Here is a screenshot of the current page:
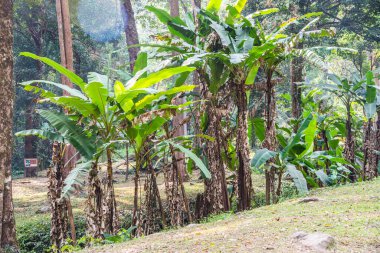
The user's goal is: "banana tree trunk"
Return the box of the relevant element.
[132,149,144,236]
[262,74,278,204]
[49,142,69,249]
[363,119,377,180]
[85,159,103,238]
[375,111,380,178]
[161,125,192,226]
[143,154,166,235]
[202,103,230,216]
[235,77,252,211]
[103,148,119,234]
[344,103,356,182]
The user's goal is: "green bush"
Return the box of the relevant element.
[17,216,87,253]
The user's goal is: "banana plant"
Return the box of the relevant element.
[17,51,204,237]
[251,113,351,203]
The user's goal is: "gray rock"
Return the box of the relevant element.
[36,205,51,214]
[292,231,335,252]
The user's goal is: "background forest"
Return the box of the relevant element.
[0,0,379,252]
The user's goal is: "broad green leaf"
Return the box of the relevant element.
[252,117,265,142]
[130,66,195,90]
[245,61,260,85]
[15,129,64,142]
[365,75,377,118]
[285,164,308,194]
[167,141,211,179]
[133,52,148,75]
[62,161,93,199]
[281,113,314,158]
[251,148,278,169]
[206,0,222,13]
[38,110,95,159]
[299,114,317,157]
[21,80,87,99]
[146,6,194,44]
[135,85,196,111]
[234,0,247,14]
[210,21,232,47]
[22,83,56,99]
[114,80,126,97]
[116,89,151,114]
[84,82,108,114]
[20,52,86,89]
[52,97,98,117]
[141,117,167,138]
[315,169,331,186]
[247,8,279,18]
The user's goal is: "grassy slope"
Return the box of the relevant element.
[81,179,380,253]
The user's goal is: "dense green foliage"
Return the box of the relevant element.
[8,0,380,252]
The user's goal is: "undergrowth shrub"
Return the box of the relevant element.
[18,216,86,253]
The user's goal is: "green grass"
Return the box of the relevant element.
[80,179,380,253]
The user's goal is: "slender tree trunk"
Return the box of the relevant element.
[0,0,18,248]
[125,144,129,181]
[123,0,140,71]
[56,0,77,243]
[262,73,278,204]
[234,71,252,211]
[123,0,138,185]
[24,106,38,177]
[169,0,188,180]
[344,103,356,182]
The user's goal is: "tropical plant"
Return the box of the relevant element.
[251,113,351,202]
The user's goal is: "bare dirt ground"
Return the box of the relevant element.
[80,179,380,253]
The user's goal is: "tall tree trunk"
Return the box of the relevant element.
[344,102,356,182]
[56,0,77,243]
[24,106,37,177]
[169,0,188,180]
[122,0,140,71]
[262,74,278,204]
[234,71,252,211]
[123,0,138,186]
[0,0,18,248]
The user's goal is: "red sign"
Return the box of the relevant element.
[24,158,38,168]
